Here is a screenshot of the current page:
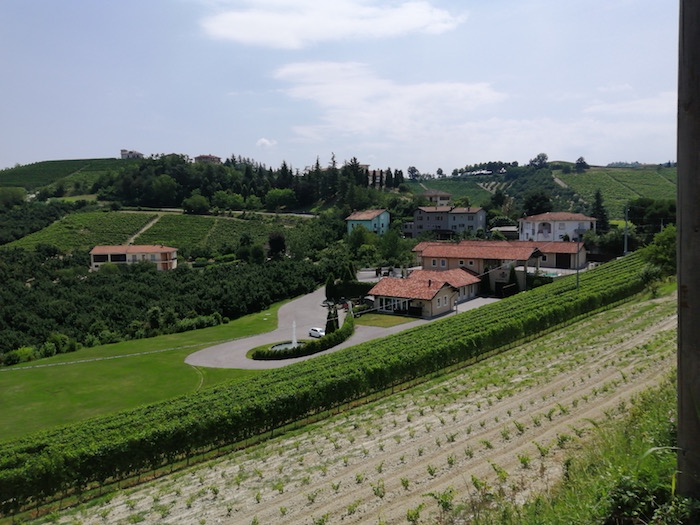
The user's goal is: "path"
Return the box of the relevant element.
[185,288,499,370]
[125,212,162,244]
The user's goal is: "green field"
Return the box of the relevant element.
[0,299,292,440]
[0,158,132,190]
[134,212,304,256]
[558,166,676,219]
[405,179,494,206]
[6,210,157,252]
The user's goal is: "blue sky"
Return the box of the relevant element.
[0,1,678,173]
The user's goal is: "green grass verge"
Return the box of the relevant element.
[0,299,291,440]
[354,312,416,327]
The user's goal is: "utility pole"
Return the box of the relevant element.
[677,0,700,498]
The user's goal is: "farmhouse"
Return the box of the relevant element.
[413,239,588,294]
[368,268,481,318]
[420,189,451,206]
[90,245,178,271]
[345,209,390,236]
[519,212,596,242]
[402,206,487,239]
[194,154,221,164]
[120,149,143,159]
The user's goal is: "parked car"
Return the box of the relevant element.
[309,327,325,338]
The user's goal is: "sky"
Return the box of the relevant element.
[0,1,678,174]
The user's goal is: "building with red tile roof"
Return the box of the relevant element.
[368,268,481,318]
[89,245,178,271]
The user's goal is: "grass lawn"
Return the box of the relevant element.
[0,299,291,441]
[354,312,416,327]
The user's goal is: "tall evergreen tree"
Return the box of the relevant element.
[590,189,610,233]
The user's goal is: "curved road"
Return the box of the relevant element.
[185,288,499,370]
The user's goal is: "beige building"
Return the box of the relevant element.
[90,245,178,271]
[368,268,481,318]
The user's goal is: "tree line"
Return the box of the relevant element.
[0,247,329,364]
[87,153,405,213]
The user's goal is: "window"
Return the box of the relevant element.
[541,255,548,262]
[110,254,126,262]
[559,222,565,230]
[437,297,441,307]
[469,260,474,266]
[151,254,157,261]
[440,259,446,267]
[431,259,437,267]
[93,254,108,263]
[131,255,137,262]
[468,216,474,221]
[459,260,464,266]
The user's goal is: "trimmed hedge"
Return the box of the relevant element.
[252,313,355,360]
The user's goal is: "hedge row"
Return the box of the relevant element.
[0,253,647,516]
[251,313,355,360]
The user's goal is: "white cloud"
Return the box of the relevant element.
[201,0,466,49]
[584,91,676,117]
[274,61,506,143]
[256,137,277,148]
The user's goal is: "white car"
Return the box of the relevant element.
[309,327,325,338]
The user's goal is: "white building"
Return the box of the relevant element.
[519,212,596,242]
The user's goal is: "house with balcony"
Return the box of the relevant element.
[345,209,390,236]
[402,206,487,239]
[90,245,178,271]
[519,212,596,242]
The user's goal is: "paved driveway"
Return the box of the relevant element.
[185,291,498,370]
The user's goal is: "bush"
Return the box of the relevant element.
[252,314,354,360]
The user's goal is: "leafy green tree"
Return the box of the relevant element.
[182,193,210,214]
[522,191,552,216]
[641,224,676,275]
[528,153,549,169]
[0,187,25,210]
[575,156,589,173]
[265,188,297,211]
[268,232,286,258]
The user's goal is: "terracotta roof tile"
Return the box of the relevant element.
[345,209,387,221]
[90,245,177,255]
[520,212,596,222]
[368,278,452,300]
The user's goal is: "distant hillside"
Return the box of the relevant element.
[557,165,676,219]
[0,158,135,192]
[409,164,676,220]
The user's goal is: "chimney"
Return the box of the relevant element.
[428,279,432,287]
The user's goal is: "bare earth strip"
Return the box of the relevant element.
[49,294,677,525]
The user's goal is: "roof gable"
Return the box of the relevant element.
[520,212,596,222]
[345,209,387,221]
[90,245,177,255]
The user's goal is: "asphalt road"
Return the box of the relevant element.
[185,289,499,370]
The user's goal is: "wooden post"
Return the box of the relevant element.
[677,0,700,498]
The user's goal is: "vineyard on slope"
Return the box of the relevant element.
[0,252,648,516]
